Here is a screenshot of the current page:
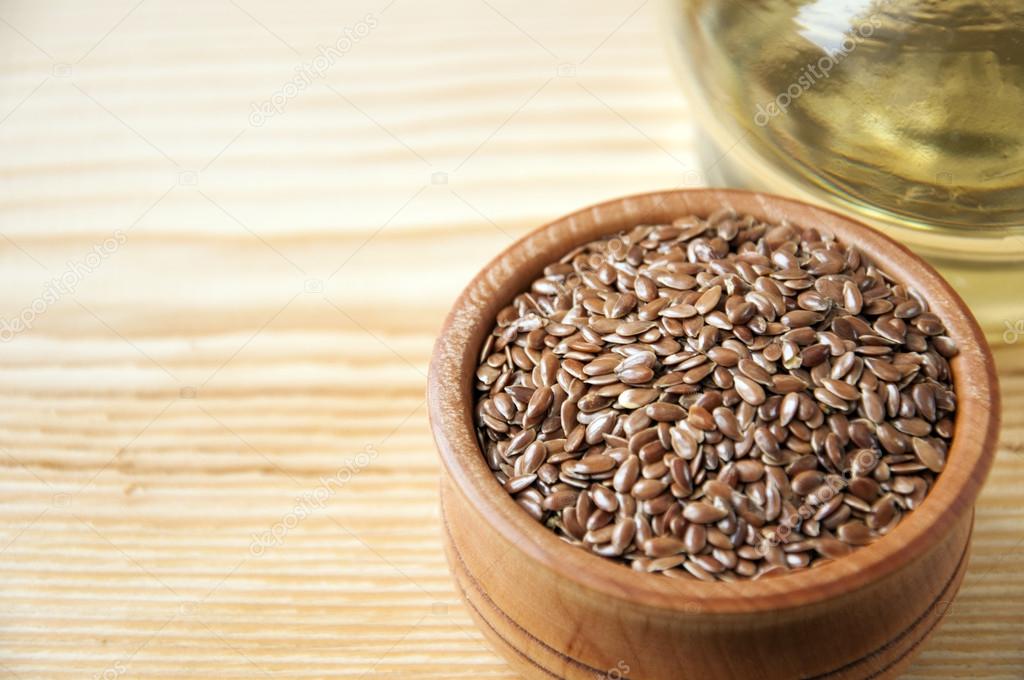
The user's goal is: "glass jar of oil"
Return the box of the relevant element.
[665,0,1024,339]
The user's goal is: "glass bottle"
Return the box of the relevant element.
[665,0,1024,339]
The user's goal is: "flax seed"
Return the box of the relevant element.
[474,210,957,578]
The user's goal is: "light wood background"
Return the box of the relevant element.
[0,1,1020,678]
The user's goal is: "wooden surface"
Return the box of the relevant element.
[0,1,1020,678]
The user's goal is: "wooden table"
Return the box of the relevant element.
[0,1,1020,677]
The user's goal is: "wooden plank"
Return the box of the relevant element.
[0,1,1020,677]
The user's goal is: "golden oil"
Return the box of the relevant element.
[665,0,1024,338]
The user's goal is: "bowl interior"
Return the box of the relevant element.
[429,188,999,614]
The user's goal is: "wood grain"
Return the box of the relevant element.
[0,1,1020,678]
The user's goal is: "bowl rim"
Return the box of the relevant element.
[428,188,1000,614]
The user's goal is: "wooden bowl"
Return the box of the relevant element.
[428,189,1000,680]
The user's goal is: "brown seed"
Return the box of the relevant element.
[613,455,641,493]
[669,427,699,460]
[506,474,536,494]
[772,374,807,394]
[782,310,823,328]
[708,346,740,367]
[646,402,687,422]
[523,386,553,427]
[648,555,688,572]
[583,356,619,376]
[861,389,885,423]
[866,358,902,383]
[687,405,715,430]
[521,441,547,474]
[895,417,932,437]
[814,493,845,521]
[591,484,619,513]
[753,427,779,456]
[870,495,897,528]
[912,437,945,473]
[815,536,852,559]
[695,285,723,314]
[792,470,825,496]
[610,519,636,554]
[843,280,863,314]
[738,359,772,385]
[644,536,686,558]
[702,480,733,501]
[877,423,907,454]
[780,392,800,426]
[712,406,741,439]
[683,560,716,582]
[837,521,873,546]
[734,375,766,405]
[684,523,707,554]
[632,479,668,500]
[683,502,729,524]
[735,459,765,483]
[692,554,726,574]
[800,343,830,367]
[657,273,698,291]
[933,335,958,358]
[542,489,577,511]
[586,507,612,532]
[618,365,655,385]
[663,303,698,319]
[618,388,659,409]
[572,454,616,475]
[634,275,657,301]
[506,428,536,456]
[584,413,615,444]
[537,463,559,485]
[617,320,655,337]
[518,497,544,521]
[912,383,937,422]
[822,378,861,402]
[905,477,929,509]
[683,362,716,384]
